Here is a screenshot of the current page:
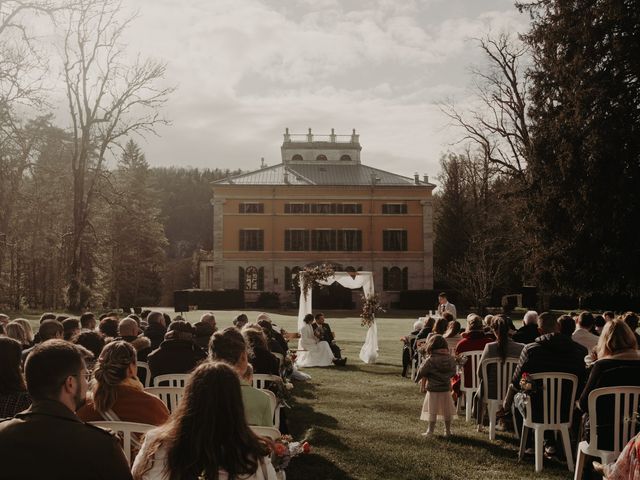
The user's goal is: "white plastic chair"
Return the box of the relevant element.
[136,362,151,388]
[153,373,190,387]
[250,425,281,440]
[261,389,281,428]
[517,372,578,473]
[145,386,184,413]
[89,421,155,465]
[480,358,520,440]
[574,386,640,480]
[459,350,484,422]
[252,374,283,390]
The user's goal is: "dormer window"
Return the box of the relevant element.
[340,154,352,161]
[291,154,303,161]
[316,154,327,161]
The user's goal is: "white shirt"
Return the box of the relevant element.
[439,302,457,320]
[572,328,599,352]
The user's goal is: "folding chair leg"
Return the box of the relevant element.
[573,446,586,480]
[561,425,574,472]
[518,425,529,461]
[488,403,497,441]
[466,392,472,422]
[511,405,520,439]
[534,427,544,473]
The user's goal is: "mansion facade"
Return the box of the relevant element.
[198,129,435,306]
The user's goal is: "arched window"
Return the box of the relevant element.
[340,154,351,161]
[291,154,303,161]
[316,154,327,161]
[241,266,263,291]
[383,266,407,291]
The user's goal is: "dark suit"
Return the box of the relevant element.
[0,399,132,480]
[314,322,341,359]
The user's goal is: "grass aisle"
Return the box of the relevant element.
[282,316,573,480]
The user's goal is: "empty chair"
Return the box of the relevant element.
[480,358,520,440]
[154,373,190,387]
[574,386,640,480]
[137,362,151,388]
[459,350,484,422]
[517,372,578,473]
[89,421,155,466]
[145,387,184,413]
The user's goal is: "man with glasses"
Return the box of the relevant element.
[0,339,132,479]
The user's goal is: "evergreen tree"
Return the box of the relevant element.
[519,0,640,296]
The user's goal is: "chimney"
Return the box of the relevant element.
[423,174,429,183]
[370,173,377,185]
[260,157,266,169]
[414,172,420,185]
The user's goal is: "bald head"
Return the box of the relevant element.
[118,318,139,337]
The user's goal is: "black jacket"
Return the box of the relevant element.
[512,323,541,345]
[0,399,132,480]
[143,323,167,351]
[147,339,207,380]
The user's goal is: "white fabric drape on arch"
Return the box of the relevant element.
[297,271,378,364]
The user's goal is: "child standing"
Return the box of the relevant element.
[416,334,457,436]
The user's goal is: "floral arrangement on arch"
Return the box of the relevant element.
[271,435,311,472]
[360,293,385,327]
[294,264,335,300]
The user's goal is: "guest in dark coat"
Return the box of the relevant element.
[0,337,31,418]
[242,326,279,376]
[143,311,167,351]
[147,321,206,381]
[513,310,541,345]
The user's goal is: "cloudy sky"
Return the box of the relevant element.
[80,0,529,178]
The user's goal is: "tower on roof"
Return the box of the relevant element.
[281,128,362,164]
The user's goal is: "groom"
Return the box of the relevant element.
[314,313,347,366]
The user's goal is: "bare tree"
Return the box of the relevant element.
[61,0,172,310]
[442,33,531,185]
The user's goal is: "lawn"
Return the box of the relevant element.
[21,309,573,479]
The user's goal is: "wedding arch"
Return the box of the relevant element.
[296,267,378,364]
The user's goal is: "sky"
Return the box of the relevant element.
[49,0,530,179]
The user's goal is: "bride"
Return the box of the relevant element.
[296,314,336,367]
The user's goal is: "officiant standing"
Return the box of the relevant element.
[437,292,457,320]
[314,313,347,366]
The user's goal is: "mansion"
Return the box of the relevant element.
[198,129,435,306]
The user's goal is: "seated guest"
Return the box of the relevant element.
[62,318,81,341]
[593,432,640,479]
[21,319,63,362]
[72,330,105,373]
[594,314,606,336]
[443,320,462,353]
[5,321,29,349]
[0,337,31,418]
[0,339,132,478]
[233,313,249,330]
[622,311,640,347]
[557,315,576,337]
[193,321,215,351]
[116,317,152,361]
[313,312,346,365]
[428,315,450,339]
[132,362,277,480]
[99,317,119,340]
[147,321,206,381]
[256,313,289,354]
[401,319,424,377]
[572,311,599,352]
[513,310,540,345]
[80,311,96,331]
[199,312,217,332]
[296,313,338,368]
[416,316,436,341]
[209,327,273,427]
[78,341,169,425]
[39,312,57,324]
[13,319,34,346]
[453,315,494,397]
[242,326,280,375]
[144,311,167,350]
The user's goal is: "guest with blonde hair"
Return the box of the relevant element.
[4,321,29,349]
[13,319,34,346]
[77,340,168,425]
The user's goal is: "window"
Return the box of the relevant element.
[311,203,333,214]
[291,154,303,161]
[239,203,264,213]
[316,154,327,161]
[239,230,264,251]
[338,230,362,251]
[383,230,407,251]
[382,203,407,214]
[383,266,408,291]
[312,229,337,251]
[337,203,362,214]
[240,266,264,291]
[284,266,301,290]
[284,230,309,251]
[284,203,362,214]
[340,154,352,161]
[284,203,307,214]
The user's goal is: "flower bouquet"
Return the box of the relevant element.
[294,264,335,300]
[519,372,537,395]
[271,435,311,472]
[360,293,385,327]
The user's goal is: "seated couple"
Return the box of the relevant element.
[297,313,347,367]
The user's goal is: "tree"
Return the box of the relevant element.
[518,0,640,297]
[60,0,172,310]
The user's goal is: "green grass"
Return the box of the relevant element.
[21,309,571,479]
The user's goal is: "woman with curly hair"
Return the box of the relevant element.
[77,340,168,425]
[132,361,277,480]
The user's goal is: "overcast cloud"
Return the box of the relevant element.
[70,0,529,178]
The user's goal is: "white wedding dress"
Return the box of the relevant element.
[295,323,335,367]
